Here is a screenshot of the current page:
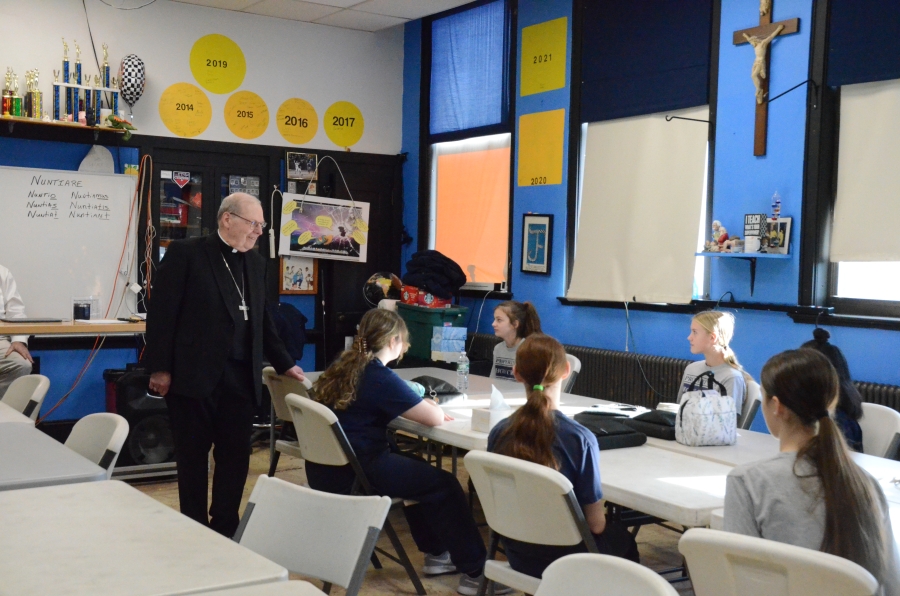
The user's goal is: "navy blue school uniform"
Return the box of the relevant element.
[305,358,486,575]
[488,411,639,578]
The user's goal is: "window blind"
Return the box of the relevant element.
[831,79,900,262]
[430,0,507,135]
[567,106,709,303]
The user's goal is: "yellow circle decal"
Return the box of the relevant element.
[224,91,269,139]
[190,34,246,94]
[324,101,364,147]
[276,98,318,145]
[158,83,212,138]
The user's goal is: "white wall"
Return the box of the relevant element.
[0,0,404,154]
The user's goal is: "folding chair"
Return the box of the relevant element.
[65,412,129,479]
[535,553,678,596]
[262,366,314,476]
[285,393,427,595]
[464,450,600,596]
[679,528,878,596]
[859,402,900,459]
[1,374,49,421]
[235,475,391,596]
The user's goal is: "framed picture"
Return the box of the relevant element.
[286,152,317,181]
[280,256,318,295]
[761,217,792,255]
[521,213,553,275]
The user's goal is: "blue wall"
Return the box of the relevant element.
[400,0,900,432]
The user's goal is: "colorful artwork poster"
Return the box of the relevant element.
[278,193,369,263]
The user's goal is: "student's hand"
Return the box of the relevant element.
[443,412,454,422]
[6,341,33,363]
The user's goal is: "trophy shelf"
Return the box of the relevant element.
[0,114,127,141]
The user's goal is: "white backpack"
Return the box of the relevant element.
[675,371,737,447]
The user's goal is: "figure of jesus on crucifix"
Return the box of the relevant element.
[733,0,799,156]
[743,24,784,104]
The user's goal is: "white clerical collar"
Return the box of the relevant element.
[217,230,238,253]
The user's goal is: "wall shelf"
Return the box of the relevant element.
[696,251,791,295]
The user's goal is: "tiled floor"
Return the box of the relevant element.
[133,445,695,595]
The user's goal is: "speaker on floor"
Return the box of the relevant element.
[115,371,175,466]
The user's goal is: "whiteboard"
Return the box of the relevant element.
[0,166,138,320]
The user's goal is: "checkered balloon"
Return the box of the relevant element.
[118,54,146,109]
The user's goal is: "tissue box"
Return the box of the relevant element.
[471,408,514,433]
[431,325,466,354]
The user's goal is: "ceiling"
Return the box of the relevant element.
[170,0,476,32]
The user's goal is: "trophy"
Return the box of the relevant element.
[62,38,72,118]
[2,68,11,117]
[101,43,110,89]
[84,76,93,126]
[53,70,62,121]
[32,70,43,120]
[110,76,119,117]
[11,72,21,117]
[74,40,82,115]
[93,75,102,125]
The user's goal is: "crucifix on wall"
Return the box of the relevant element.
[733,0,799,156]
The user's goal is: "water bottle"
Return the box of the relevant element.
[456,350,470,392]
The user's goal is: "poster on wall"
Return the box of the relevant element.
[278,192,369,263]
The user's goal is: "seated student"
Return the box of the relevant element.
[801,328,864,452]
[490,300,542,380]
[725,349,899,594]
[678,310,751,415]
[305,309,506,596]
[488,334,639,578]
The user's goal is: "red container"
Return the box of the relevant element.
[417,292,451,308]
[401,285,419,305]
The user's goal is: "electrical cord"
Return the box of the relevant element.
[623,301,673,402]
[466,290,497,353]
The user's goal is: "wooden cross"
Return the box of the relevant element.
[733,0,799,156]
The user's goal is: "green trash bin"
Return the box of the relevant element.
[397,303,469,361]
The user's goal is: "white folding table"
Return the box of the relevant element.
[0,400,33,425]
[0,423,106,490]
[192,581,323,595]
[0,480,288,596]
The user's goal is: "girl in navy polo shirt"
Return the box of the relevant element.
[488,333,639,578]
[307,309,499,595]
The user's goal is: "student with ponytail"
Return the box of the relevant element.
[490,300,542,380]
[679,310,752,414]
[487,334,639,578]
[801,328,864,452]
[725,349,899,594]
[308,309,502,596]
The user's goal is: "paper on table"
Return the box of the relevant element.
[489,385,510,410]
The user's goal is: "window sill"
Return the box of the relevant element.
[787,312,900,331]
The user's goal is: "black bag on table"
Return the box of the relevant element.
[410,375,464,405]
[573,411,647,450]
[621,410,677,441]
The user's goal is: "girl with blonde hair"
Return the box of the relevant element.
[678,310,753,414]
[725,349,899,594]
[307,309,499,595]
[488,334,639,578]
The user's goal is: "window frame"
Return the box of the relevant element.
[802,0,900,319]
[565,0,721,299]
[417,0,518,296]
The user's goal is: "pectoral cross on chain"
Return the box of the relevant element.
[239,302,249,321]
[733,0,800,156]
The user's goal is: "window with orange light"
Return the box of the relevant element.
[429,134,511,287]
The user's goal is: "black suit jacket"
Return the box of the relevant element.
[145,234,295,404]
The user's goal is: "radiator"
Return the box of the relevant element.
[855,382,900,412]
[564,346,691,409]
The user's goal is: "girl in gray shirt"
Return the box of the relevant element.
[724,349,899,595]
